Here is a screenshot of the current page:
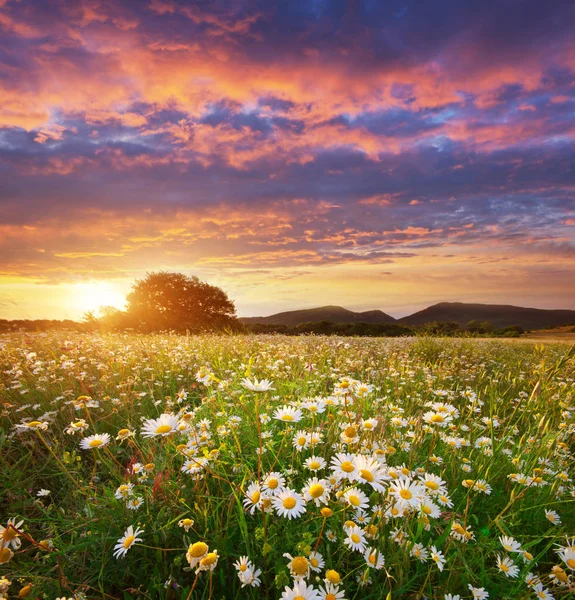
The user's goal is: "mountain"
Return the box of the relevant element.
[240,305,396,326]
[399,302,575,329]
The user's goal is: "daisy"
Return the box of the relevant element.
[280,580,321,600]
[273,406,303,423]
[411,543,429,562]
[178,518,194,532]
[499,536,522,553]
[308,551,324,572]
[241,378,274,392]
[15,420,48,432]
[234,555,253,574]
[238,566,262,588]
[532,584,554,600]
[126,497,143,510]
[330,453,359,482]
[318,582,346,600]
[293,430,310,451]
[79,433,111,450]
[342,488,370,510]
[302,478,330,506]
[36,489,51,497]
[344,525,367,552]
[284,553,310,580]
[273,489,306,519]
[114,483,134,499]
[262,472,286,495]
[468,585,489,599]
[420,498,441,519]
[388,478,425,510]
[354,455,387,491]
[545,510,561,525]
[364,547,385,569]
[113,525,143,559]
[186,541,208,568]
[140,414,178,438]
[557,546,575,570]
[305,456,327,472]
[430,546,446,571]
[419,473,447,495]
[243,483,263,515]
[0,518,24,550]
[196,550,219,573]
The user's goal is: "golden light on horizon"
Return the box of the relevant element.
[72,282,127,315]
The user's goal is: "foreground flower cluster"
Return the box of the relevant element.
[0,333,574,599]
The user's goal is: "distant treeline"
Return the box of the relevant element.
[0,317,529,338]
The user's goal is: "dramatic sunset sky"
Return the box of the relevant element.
[1,0,575,320]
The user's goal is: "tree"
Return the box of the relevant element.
[126,272,237,332]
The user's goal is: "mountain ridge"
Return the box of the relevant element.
[240,302,575,330]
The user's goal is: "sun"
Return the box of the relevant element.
[73,282,127,315]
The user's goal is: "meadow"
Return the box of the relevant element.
[0,333,574,600]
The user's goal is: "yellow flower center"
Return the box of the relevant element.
[326,595,337,600]
[310,557,319,567]
[0,547,13,564]
[123,535,135,549]
[200,552,217,567]
[360,469,374,482]
[453,524,465,534]
[399,489,412,500]
[364,422,373,429]
[2,528,17,541]
[188,542,208,558]
[366,525,377,536]
[344,426,357,438]
[251,491,261,503]
[267,478,278,489]
[291,556,309,575]
[368,554,376,564]
[351,533,361,543]
[340,461,355,473]
[422,505,432,515]
[283,497,296,509]
[155,424,172,434]
[89,439,103,448]
[500,563,509,572]
[281,415,294,421]
[321,507,333,518]
[182,519,193,527]
[388,470,398,479]
[27,421,42,427]
[431,414,444,423]
[118,428,129,436]
[348,494,361,507]
[326,570,340,584]
[391,506,399,516]
[294,597,305,600]
[297,437,306,446]
[425,481,439,490]
[309,484,324,499]
[567,558,575,569]
[401,467,410,475]
[240,564,247,571]
[309,461,321,470]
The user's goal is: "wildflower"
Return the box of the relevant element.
[344,525,367,552]
[178,518,194,532]
[0,546,14,565]
[65,419,89,435]
[302,478,330,506]
[354,455,387,491]
[113,525,144,559]
[308,551,324,572]
[36,489,51,497]
[280,580,321,600]
[499,536,522,553]
[330,453,358,482]
[284,554,310,580]
[497,555,519,578]
[430,546,446,571]
[532,583,554,599]
[15,420,49,432]
[318,582,346,599]
[325,570,341,584]
[116,428,135,441]
[545,510,561,525]
[273,406,303,423]
[305,456,327,471]
[411,543,429,562]
[468,585,489,599]
[273,489,307,519]
[243,483,263,514]
[0,518,24,550]
[114,483,134,499]
[196,550,219,573]
[186,542,208,568]
[364,547,385,569]
[126,497,143,510]
[240,377,274,392]
[238,565,262,588]
[79,433,111,450]
[450,522,475,543]
[293,430,310,451]
[140,414,178,438]
[556,544,575,570]
[419,473,447,495]
[444,595,461,600]
[388,478,425,510]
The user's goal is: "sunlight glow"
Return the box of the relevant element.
[72,282,127,315]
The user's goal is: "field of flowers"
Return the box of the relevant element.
[0,333,574,600]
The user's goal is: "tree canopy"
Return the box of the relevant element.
[126,272,237,332]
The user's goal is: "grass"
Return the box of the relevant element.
[0,333,574,599]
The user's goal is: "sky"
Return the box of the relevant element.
[1,0,575,320]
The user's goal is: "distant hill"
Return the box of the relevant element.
[240,305,396,326]
[399,302,575,329]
